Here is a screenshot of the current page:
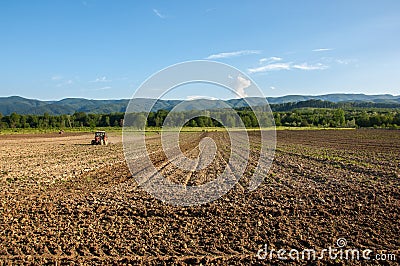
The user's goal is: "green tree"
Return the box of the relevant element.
[300,119,309,127]
[196,117,205,127]
[394,113,400,125]
[345,118,356,128]
[224,115,236,128]
[188,119,197,127]
[73,112,88,127]
[241,116,252,128]
[104,116,111,127]
[357,112,370,127]
[334,109,345,127]
[133,113,147,129]
[9,113,21,128]
[274,113,282,127]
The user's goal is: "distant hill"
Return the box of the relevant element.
[0,94,399,115]
[266,94,400,104]
[0,96,49,115]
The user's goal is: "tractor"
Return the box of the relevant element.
[91,131,108,145]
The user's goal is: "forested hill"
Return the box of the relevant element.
[268,99,400,111]
[0,94,399,115]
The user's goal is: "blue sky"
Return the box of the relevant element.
[0,0,399,100]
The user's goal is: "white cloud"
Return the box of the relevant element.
[248,62,327,73]
[292,63,328,70]
[186,95,218,101]
[206,50,261,60]
[153,9,166,19]
[259,58,268,64]
[90,76,111,83]
[235,76,251,98]
[312,48,333,52]
[259,56,282,64]
[270,86,276,90]
[248,63,292,73]
[270,56,282,61]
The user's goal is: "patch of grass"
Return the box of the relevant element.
[1,126,360,135]
[274,126,356,131]
[143,127,227,132]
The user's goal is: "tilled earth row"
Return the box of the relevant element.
[0,130,399,265]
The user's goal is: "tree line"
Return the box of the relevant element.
[274,108,400,128]
[0,112,124,129]
[1,107,400,130]
[269,99,400,111]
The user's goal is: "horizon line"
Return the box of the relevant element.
[1,92,399,102]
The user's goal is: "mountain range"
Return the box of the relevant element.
[0,94,399,115]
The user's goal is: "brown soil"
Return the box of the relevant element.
[0,130,399,265]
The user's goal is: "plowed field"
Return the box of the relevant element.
[0,130,399,265]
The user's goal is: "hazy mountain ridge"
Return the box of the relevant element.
[0,94,399,115]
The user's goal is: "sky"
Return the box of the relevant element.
[0,0,399,100]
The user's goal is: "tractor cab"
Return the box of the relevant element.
[91,131,108,145]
